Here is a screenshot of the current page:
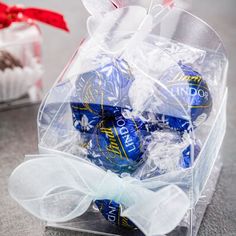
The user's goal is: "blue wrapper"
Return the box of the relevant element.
[156,63,213,132]
[88,112,150,174]
[71,103,102,133]
[181,143,201,168]
[178,64,212,121]
[137,129,201,180]
[71,58,134,134]
[95,200,136,229]
[154,114,191,133]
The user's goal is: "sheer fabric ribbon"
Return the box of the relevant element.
[9,154,190,235]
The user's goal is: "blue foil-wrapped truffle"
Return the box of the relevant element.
[95,199,136,229]
[71,58,134,134]
[156,63,212,132]
[88,112,150,174]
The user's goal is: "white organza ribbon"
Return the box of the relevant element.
[81,0,116,16]
[9,154,190,236]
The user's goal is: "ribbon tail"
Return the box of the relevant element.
[23,8,69,32]
[121,185,190,236]
[8,156,96,222]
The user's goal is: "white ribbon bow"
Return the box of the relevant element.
[9,154,190,236]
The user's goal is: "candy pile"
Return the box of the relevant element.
[70,55,212,228]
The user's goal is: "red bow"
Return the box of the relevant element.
[0,2,69,31]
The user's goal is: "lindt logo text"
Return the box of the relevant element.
[107,205,117,223]
[170,86,209,101]
[100,111,137,158]
[115,116,136,153]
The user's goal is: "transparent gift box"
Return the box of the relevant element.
[0,22,43,106]
[9,1,228,236]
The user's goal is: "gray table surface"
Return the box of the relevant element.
[1,0,236,236]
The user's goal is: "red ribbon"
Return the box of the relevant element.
[0,2,69,31]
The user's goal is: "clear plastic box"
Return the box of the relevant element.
[38,4,228,235]
[9,2,228,236]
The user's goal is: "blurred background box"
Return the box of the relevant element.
[0,22,43,110]
[0,1,70,111]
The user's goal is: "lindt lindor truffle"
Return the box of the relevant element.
[71,58,134,134]
[95,199,136,229]
[88,111,150,174]
[155,63,212,132]
[133,130,201,179]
